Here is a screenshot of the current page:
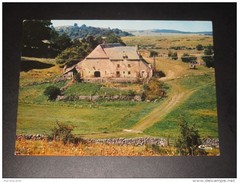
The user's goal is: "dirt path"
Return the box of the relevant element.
[128,81,195,132]
[83,79,196,139]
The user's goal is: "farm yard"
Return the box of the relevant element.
[16,33,219,156]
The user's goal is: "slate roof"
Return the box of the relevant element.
[86,43,140,60]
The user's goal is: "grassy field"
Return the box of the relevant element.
[17,102,158,136]
[145,74,218,138]
[17,35,218,143]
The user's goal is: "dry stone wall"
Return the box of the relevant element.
[16,135,219,148]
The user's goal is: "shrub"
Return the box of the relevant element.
[196,44,204,51]
[181,54,197,63]
[50,121,75,144]
[149,50,158,57]
[143,77,166,101]
[175,119,207,156]
[168,51,178,60]
[202,55,214,68]
[44,85,61,101]
[204,45,214,56]
[168,50,173,57]
[171,52,178,60]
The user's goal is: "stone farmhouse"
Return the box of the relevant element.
[63,43,153,82]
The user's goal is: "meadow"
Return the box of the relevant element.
[16,34,218,155]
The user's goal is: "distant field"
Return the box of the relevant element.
[122,35,213,63]
[16,34,218,141]
[122,35,213,49]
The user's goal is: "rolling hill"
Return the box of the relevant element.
[127,29,212,36]
[54,24,134,39]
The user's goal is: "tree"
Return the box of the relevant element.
[22,20,52,57]
[176,119,206,156]
[44,85,61,101]
[202,56,214,68]
[55,36,103,66]
[204,45,214,55]
[50,28,72,53]
[104,33,126,45]
[202,45,214,68]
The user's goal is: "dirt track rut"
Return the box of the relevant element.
[129,82,195,132]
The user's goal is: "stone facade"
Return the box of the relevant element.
[75,43,153,82]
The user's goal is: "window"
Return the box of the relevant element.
[123,71,125,74]
[117,64,120,68]
[116,71,120,77]
[128,64,131,67]
[128,71,131,75]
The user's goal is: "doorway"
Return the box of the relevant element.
[94,71,101,77]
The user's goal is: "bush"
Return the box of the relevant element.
[181,54,197,63]
[196,44,204,51]
[143,77,166,101]
[171,52,178,60]
[149,50,158,57]
[44,85,61,101]
[168,51,178,60]
[204,45,214,56]
[202,55,214,68]
[175,119,207,156]
[50,121,75,144]
[168,50,173,57]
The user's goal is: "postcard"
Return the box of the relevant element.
[15,20,219,156]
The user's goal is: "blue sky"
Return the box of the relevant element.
[51,20,212,32]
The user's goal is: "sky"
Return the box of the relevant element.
[51,20,212,32]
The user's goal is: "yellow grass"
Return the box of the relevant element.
[15,139,178,156]
[15,139,219,156]
[20,57,62,86]
[122,35,213,49]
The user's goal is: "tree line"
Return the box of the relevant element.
[22,20,126,66]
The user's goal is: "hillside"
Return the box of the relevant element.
[55,24,133,39]
[127,29,212,36]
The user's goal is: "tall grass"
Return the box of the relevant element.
[15,139,177,156]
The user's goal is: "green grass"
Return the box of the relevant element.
[63,82,131,96]
[16,101,158,136]
[17,34,217,141]
[18,82,66,104]
[144,76,218,138]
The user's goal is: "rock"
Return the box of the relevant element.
[134,95,142,101]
